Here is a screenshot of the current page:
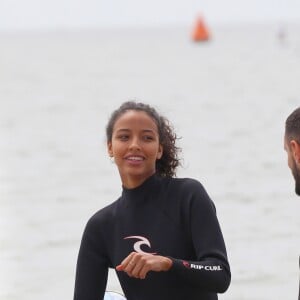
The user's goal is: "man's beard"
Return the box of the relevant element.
[291,158,300,195]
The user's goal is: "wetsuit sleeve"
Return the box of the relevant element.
[169,181,231,293]
[73,215,109,300]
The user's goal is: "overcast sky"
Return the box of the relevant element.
[0,0,300,31]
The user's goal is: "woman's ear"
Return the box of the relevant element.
[157,144,163,159]
[107,141,113,157]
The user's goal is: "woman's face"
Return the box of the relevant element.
[107,110,163,188]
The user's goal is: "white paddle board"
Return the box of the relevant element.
[104,291,126,300]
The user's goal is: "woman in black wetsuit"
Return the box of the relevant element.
[73,101,231,300]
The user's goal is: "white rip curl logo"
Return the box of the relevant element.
[124,235,156,254]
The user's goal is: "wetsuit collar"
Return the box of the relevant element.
[121,174,161,204]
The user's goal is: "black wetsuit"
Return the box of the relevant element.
[74,175,231,300]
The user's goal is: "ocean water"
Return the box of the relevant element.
[1,23,300,300]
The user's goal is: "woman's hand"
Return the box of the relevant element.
[116,252,173,279]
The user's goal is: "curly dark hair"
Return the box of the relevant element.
[106,101,181,177]
[285,106,300,143]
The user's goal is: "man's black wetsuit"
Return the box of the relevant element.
[74,175,231,300]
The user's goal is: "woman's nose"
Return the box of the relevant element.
[129,137,141,150]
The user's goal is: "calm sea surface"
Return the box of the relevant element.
[1,23,300,300]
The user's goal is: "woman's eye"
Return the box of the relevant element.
[118,135,129,140]
[143,135,154,141]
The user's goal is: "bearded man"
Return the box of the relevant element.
[284,107,300,300]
